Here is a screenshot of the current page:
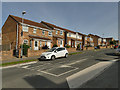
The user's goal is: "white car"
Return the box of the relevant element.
[40,47,69,60]
[116,45,120,54]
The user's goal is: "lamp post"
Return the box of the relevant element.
[21,11,26,58]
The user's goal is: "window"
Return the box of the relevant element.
[30,40,32,47]
[45,42,46,45]
[56,30,58,34]
[69,41,71,45]
[35,41,38,47]
[40,41,42,47]
[56,48,65,51]
[60,30,63,35]
[79,35,82,39]
[24,39,28,44]
[22,26,28,32]
[69,33,71,37]
[48,31,52,36]
[42,30,45,35]
[33,28,37,33]
[90,37,93,41]
[60,40,62,45]
[85,37,87,40]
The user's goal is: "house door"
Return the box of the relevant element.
[34,41,38,50]
[60,40,63,47]
[47,41,51,49]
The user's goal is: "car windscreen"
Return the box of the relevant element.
[46,48,56,52]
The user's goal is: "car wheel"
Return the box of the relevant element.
[51,55,55,60]
[65,53,68,58]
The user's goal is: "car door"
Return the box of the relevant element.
[55,48,63,57]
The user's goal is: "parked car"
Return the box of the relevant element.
[40,47,69,60]
[116,45,120,54]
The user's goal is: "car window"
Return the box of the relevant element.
[56,48,65,51]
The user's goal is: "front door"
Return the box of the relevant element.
[34,41,38,50]
[60,40,63,47]
[47,41,51,49]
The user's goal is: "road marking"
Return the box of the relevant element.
[40,67,79,77]
[0,61,38,69]
[65,58,87,66]
[66,59,119,88]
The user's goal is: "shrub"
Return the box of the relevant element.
[66,45,70,48]
[52,44,58,47]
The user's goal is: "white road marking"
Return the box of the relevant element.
[40,67,79,77]
[0,61,38,69]
[66,59,119,88]
[65,58,87,66]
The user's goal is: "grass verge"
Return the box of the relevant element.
[0,59,38,67]
[69,52,82,55]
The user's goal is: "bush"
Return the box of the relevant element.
[77,44,80,49]
[52,44,58,48]
[42,45,49,49]
[66,45,70,48]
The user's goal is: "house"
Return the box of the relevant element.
[41,21,65,47]
[41,21,84,49]
[2,15,54,57]
[87,34,94,47]
[105,37,114,46]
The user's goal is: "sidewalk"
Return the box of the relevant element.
[1,50,83,64]
[1,48,108,64]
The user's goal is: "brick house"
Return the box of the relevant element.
[41,21,65,47]
[41,21,84,49]
[2,15,54,57]
[105,37,114,46]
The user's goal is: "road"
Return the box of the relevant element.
[2,48,119,89]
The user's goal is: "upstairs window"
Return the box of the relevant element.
[22,26,28,32]
[69,33,71,37]
[33,28,37,33]
[60,30,63,35]
[48,31,52,36]
[56,30,58,34]
[42,30,45,35]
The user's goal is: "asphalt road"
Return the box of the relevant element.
[2,48,119,89]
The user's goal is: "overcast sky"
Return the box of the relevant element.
[2,2,118,39]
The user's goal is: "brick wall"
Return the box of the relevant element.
[83,47,94,50]
[2,16,17,50]
[1,49,14,60]
[66,48,76,53]
[27,49,47,57]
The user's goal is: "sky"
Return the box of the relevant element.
[2,2,118,39]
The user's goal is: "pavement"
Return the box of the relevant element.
[1,48,119,89]
[1,50,83,64]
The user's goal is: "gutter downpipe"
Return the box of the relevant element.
[16,23,18,57]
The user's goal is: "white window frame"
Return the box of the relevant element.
[40,41,42,47]
[69,33,71,37]
[22,26,28,32]
[60,30,63,35]
[33,28,37,33]
[56,30,58,34]
[69,40,71,45]
[48,31,52,36]
[24,39,28,45]
[42,30,45,35]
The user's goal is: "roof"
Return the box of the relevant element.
[29,35,51,40]
[41,21,76,34]
[9,15,49,29]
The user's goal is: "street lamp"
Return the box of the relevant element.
[21,11,26,58]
